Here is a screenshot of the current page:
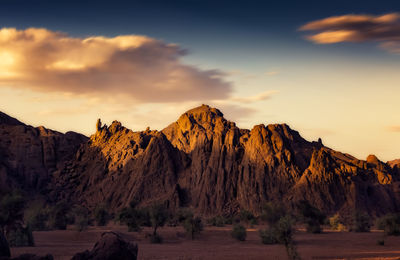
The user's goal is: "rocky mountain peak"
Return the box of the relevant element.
[175,104,227,131]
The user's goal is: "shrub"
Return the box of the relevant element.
[231,224,246,241]
[275,215,295,245]
[26,209,48,231]
[376,214,400,236]
[208,215,227,227]
[0,191,25,234]
[259,215,300,260]
[116,201,152,232]
[7,226,34,247]
[239,209,256,225]
[183,216,203,239]
[259,228,277,244]
[329,214,346,231]
[74,206,89,232]
[48,201,69,230]
[350,211,370,232]
[377,239,385,246]
[297,200,325,233]
[94,205,110,226]
[261,202,286,226]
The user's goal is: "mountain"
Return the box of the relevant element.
[50,105,400,217]
[0,111,88,192]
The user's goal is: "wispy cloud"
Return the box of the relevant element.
[387,125,400,132]
[299,13,400,53]
[0,27,232,103]
[230,90,278,104]
[265,71,280,76]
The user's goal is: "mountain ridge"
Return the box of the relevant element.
[51,105,400,216]
[1,105,399,217]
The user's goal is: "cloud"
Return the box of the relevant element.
[299,13,400,53]
[265,71,280,76]
[0,27,231,102]
[387,125,400,132]
[230,90,278,104]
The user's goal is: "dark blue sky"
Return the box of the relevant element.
[2,0,400,44]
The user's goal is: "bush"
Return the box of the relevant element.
[116,202,152,232]
[259,215,295,244]
[74,206,89,232]
[94,205,110,226]
[261,202,286,226]
[376,214,400,236]
[0,191,25,234]
[259,228,277,244]
[297,200,325,233]
[259,215,300,260]
[329,214,346,231]
[208,215,227,227]
[350,211,370,232]
[48,201,69,230]
[231,224,246,241]
[7,226,34,247]
[377,239,385,246]
[239,209,256,225]
[183,216,203,239]
[26,209,48,231]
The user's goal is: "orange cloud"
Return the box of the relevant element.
[300,13,400,53]
[0,27,231,102]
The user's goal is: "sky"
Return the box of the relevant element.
[0,0,399,161]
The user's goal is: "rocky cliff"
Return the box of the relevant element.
[0,111,87,192]
[51,105,400,216]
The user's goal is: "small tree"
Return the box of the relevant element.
[116,202,145,232]
[48,201,69,230]
[231,224,246,241]
[297,200,325,233]
[350,211,370,232]
[149,203,168,243]
[329,214,346,231]
[376,214,400,236]
[208,215,227,227]
[74,206,89,232]
[239,209,256,225]
[183,215,203,239]
[94,205,110,226]
[0,191,25,236]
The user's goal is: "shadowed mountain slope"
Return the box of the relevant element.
[0,112,88,192]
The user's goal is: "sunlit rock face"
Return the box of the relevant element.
[49,105,400,217]
[0,111,87,191]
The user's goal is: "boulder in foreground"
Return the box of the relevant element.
[71,232,138,260]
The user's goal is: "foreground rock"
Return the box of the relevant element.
[9,254,53,260]
[71,232,138,260]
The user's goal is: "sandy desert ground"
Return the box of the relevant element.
[10,224,400,260]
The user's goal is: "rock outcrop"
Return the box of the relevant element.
[52,105,400,217]
[0,112,87,191]
[71,232,138,260]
